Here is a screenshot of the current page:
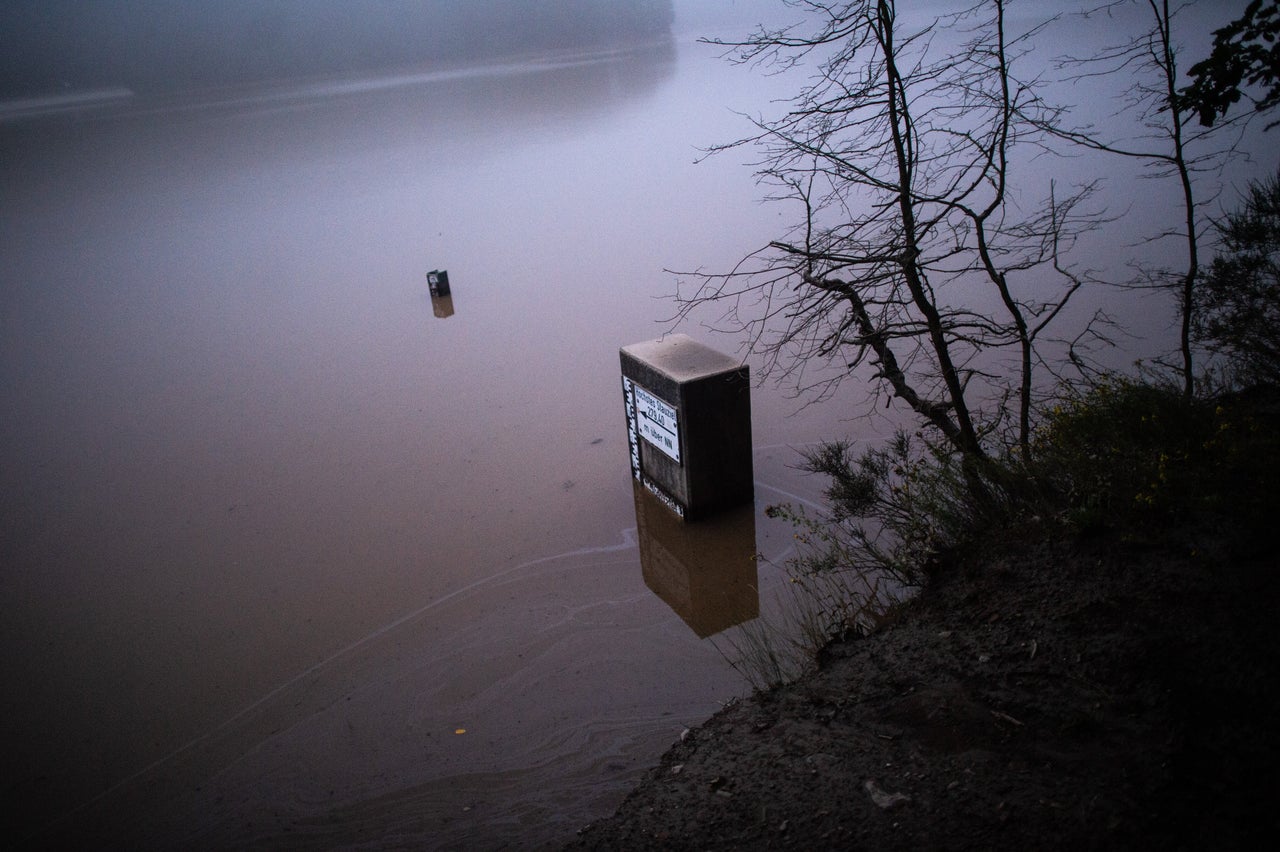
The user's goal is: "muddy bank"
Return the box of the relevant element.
[567,527,1280,849]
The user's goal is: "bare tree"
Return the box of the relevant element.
[1035,0,1254,399]
[675,0,1095,467]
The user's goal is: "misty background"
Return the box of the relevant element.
[0,0,684,98]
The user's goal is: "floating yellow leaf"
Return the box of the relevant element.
[454,728,466,735]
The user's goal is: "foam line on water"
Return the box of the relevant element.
[38,526,643,838]
[41,471,817,835]
[756,480,825,513]
[0,88,134,121]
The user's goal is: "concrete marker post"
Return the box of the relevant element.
[620,334,754,521]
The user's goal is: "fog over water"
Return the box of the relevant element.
[1,1,1272,848]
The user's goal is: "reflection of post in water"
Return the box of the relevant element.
[632,480,759,638]
[430,294,455,318]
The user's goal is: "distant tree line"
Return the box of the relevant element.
[0,0,675,97]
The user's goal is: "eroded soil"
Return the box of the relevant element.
[568,526,1280,849]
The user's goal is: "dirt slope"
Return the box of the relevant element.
[567,528,1280,850]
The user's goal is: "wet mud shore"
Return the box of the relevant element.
[567,526,1280,849]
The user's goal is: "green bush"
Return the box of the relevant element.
[770,432,981,583]
[1029,378,1280,547]
[777,378,1278,588]
[748,376,1277,688]
[1194,168,1280,387]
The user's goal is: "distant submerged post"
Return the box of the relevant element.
[428,270,453,318]
[620,334,753,521]
[427,269,451,297]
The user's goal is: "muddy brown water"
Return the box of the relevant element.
[3,10,1271,846]
[0,42,854,849]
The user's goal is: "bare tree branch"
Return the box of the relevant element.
[678,0,1099,467]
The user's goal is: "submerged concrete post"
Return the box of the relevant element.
[620,334,753,521]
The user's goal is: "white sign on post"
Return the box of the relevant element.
[633,384,681,463]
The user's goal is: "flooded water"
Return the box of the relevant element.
[2,7,1273,846]
[1,40,856,849]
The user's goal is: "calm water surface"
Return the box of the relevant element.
[4,11,1271,846]
[1,42,852,849]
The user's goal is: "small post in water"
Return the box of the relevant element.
[427,269,451,297]
[428,269,454,318]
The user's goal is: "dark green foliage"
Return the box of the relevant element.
[1180,0,1280,128]
[774,431,1012,587]
[1195,169,1280,386]
[757,376,1277,686]
[1032,380,1212,530]
[796,440,880,522]
[1029,379,1280,549]
[778,378,1279,597]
